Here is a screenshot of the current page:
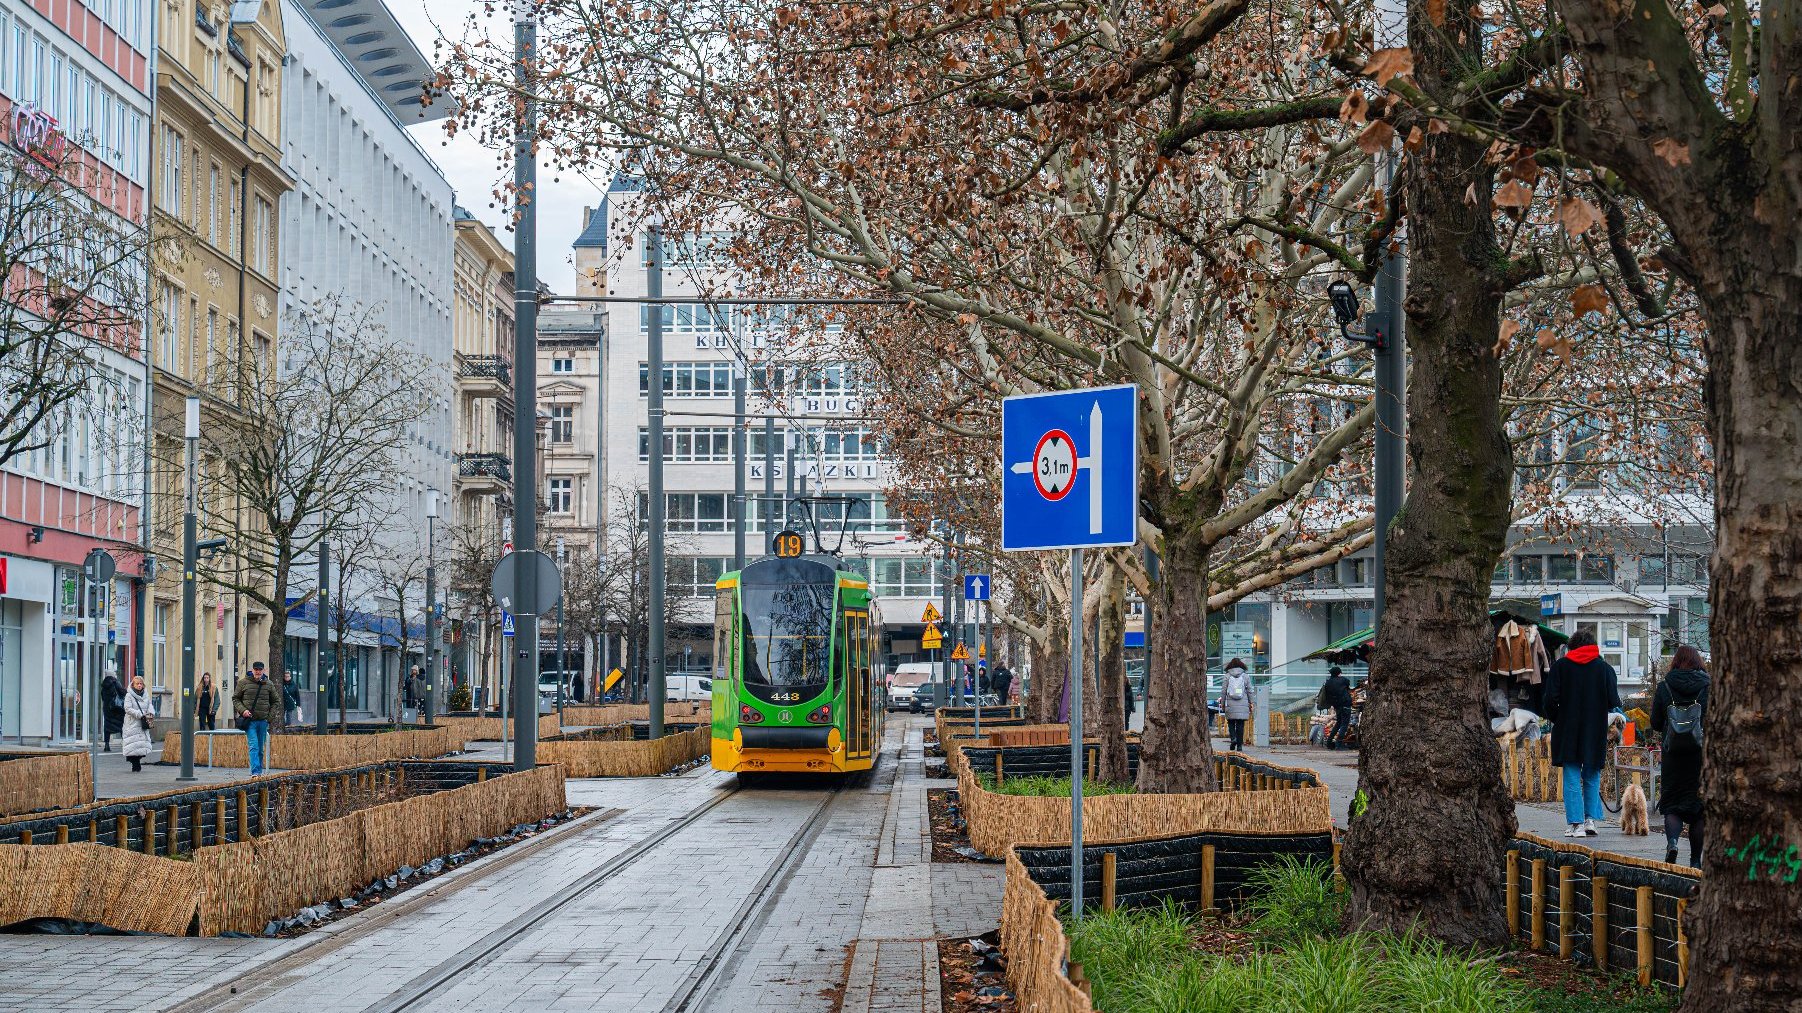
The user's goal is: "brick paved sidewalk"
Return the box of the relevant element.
[1239,740,1682,865]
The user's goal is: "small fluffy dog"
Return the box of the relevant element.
[1619,781,1651,835]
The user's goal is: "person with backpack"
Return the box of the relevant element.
[1651,645,1709,866]
[1219,659,1252,751]
[1542,630,1624,837]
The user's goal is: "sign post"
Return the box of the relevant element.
[965,574,990,734]
[1002,384,1137,921]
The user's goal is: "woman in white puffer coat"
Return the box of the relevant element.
[121,674,156,772]
[1219,659,1253,752]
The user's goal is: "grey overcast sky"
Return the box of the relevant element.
[387,0,603,295]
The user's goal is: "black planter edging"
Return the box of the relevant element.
[1016,830,1335,912]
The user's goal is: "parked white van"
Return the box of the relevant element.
[665,674,714,703]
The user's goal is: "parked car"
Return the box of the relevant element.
[887,663,935,711]
[537,670,580,706]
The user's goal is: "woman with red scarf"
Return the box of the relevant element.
[1542,629,1624,837]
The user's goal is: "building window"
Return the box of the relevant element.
[207,163,220,245]
[551,355,574,373]
[1579,555,1615,584]
[1546,554,1579,582]
[868,557,946,598]
[639,361,735,398]
[669,557,730,598]
[547,477,573,514]
[640,492,731,532]
[152,604,170,691]
[1514,554,1544,583]
[228,179,241,258]
[159,124,183,215]
[639,426,733,463]
[157,282,180,370]
[252,196,273,274]
[548,405,574,444]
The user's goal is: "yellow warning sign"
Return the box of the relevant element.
[951,643,970,661]
[979,644,987,659]
[922,626,943,649]
[921,603,942,624]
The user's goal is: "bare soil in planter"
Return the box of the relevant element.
[938,933,1016,1013]
[928,788,991,864]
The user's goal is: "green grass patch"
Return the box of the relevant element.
[975,773,1135,797]
[1062,859,1670,1013]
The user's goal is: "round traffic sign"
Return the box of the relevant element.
[1032,429,1077,501]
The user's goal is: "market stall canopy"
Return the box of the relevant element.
[1297,610,1569,664]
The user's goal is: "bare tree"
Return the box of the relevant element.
[199,295,433,690]
[373,540,429,727]
[325,511,390,732]
[0,139,165,470]
[598,484,693,703]
[444,518,505,709]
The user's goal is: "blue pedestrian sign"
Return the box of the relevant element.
[965,574,991,601]
[501,611,516,638]
[1001,384,1138,551]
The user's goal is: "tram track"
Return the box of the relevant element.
[161,776,743,1013]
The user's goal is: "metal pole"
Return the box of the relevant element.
[425,492,437,726]
[178,399,199,780]
[981,596,993,728]
[1069,546,1085,919]
[557,538,567,731]
[733,361,747,570]
[1372,154,1405,629]
[952,534,966,706]
[763,407,775,550]
[939,539,953,708]
[784,432,797,522]
[1144,547,1158,732]
[315,542,328,735]
[511,0,540,771]
[647,224,667,739]
[501,635,510,762]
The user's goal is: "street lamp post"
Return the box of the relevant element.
[646,225,667,739]
[556,536,567,730]
[425,489,438,725]
[510,0,541,771]
[178,397,200,782]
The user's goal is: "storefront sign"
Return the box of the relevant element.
[1540,593,1562,617]
[1220,622,1256,662]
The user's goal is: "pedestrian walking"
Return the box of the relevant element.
[100,669,126,752]
[991,664,1014,705]
[1318,666,1355,749]
[1542,629,1624,837]
[1220,659,1252,752]
[281,669,302,728]
[197,672,218,731]
[1122,675,1136,730]
[1651,645,1710,866]
[121,674,155,772]
[234,662,283,777]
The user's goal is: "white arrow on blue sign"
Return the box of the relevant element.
[501,611,516,638]
[1001,384,1138,551]
[965,574,990,601]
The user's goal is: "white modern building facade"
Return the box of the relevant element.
[566,179,952,683]
[0,0,152,744]
[275,0,453,718]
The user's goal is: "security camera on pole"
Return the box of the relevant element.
[1001,384,1138,921]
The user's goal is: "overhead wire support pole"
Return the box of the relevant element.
[647,225,667,740]
[510,0,540,771]
[1371,153,1406,629]
[733,358,747,570]
[178,397,199,781]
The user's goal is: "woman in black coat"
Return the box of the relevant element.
[101,671,126,751]
[1651,645,1709,866]
[1541,629,1622,837]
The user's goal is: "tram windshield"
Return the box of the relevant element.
[742,582,836,687]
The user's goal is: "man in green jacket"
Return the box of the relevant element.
[233,662,283,775]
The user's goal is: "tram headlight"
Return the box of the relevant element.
[739,704,764,724]
[807,705,832,724]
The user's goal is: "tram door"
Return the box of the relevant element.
[845,610,870,759]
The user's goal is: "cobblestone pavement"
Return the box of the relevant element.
[3,714,1006,1013]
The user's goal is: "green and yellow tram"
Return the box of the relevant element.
[710,550,885,776]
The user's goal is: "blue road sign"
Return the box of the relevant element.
[501,611,516,638]
[1540,593,1562,617]
[965,573,991,601]
[1001,385,1138,551]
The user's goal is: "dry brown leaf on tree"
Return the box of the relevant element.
[1340,91,1369,124]
[1357,120,1397,155]
[1570,284,1609,318]
[1557,196,1600,238]
[1652,137,1692,166]
[1494,180,1534,208]
[1362,47,1415,87]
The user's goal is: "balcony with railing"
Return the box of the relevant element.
[456,353,513,398]
[457,452,512,495]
